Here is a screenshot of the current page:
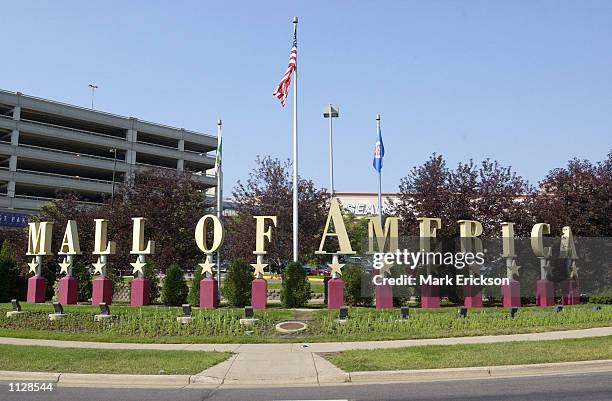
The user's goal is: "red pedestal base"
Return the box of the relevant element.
[375,283,394,309]
[328,278,344,309]
[92,276,113,305]
[463,284,483,308]
[420,284,440,308]
[58,276,78,305]
[536,280,554,307]
[251,278,267,309]
[27,276,46,303]
[561,279,580,305]
[130,277,150,307]
[200,277,219,309]
[502,279,521,307]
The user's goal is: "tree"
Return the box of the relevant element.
[71,262,92,302]
[395,154,533,302]
[530,151,612,293]
[7,169,211,280]
[161,264,188,306]
[342,212,370,255]
[221,258,253,307]
[144,262,160,304]
[530,152,611,236]
[395,154,533,237]
[225,156,329,268]
[0,240,26,302]
[394,154,450,236]
[188,267,202,306]
[280,261,311,307]
[343,263,373,306]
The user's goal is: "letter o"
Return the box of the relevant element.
[195,215,224,253]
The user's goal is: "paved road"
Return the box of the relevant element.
[1,373,611,401]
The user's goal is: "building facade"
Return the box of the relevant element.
[0,89,217,216]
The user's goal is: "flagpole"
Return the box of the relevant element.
[292,16,299,262]
[376,114,382,225]
[216,119,223,297]
[329,104,334,195]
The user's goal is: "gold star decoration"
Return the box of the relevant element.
[569,261,579,280]
[541,259,553,275]
[59,257,71,274]
[92,257,106,275]
[251,261,268,276]
[199,259,216,276]
[27,257,39,274]
[509,260,520,279]
[130,257,147,275]
[378,261,392,276]
[328,259,345,276]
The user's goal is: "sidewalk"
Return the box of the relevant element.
[0,327,610,387]
[1,326,610,352]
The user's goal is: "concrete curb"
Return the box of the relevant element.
[347,359,612,384]
[1,360,611,388]
[58,373,191,388]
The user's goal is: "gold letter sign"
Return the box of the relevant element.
[316,197,355,255]
[254,216,277,254]
[130,217,155,275]
[58,220,81,275]
[27,222,53,256]
[195,215,224,276]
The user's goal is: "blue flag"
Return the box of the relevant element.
[372,125,385,172]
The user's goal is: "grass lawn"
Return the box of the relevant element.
[0,344,230,375]
[326,335,612,372]
[0,303,610,344]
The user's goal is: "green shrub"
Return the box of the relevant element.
[0,241,26,302]
[389,264,413,306]
[161,264,188,306]
[71,262,92,302]
[588,290,612,304]
[143,262,160,303]
[41,260,58,301]
[343,263,373,306]
[280,261,311,308]
[188,267,203,306]
[221,258,253,307]
[104,267,123,294]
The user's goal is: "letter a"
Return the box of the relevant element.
[315,198,355,255]
[59,220,81,255]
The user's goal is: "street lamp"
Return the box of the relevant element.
[109,148,117,204]
[323,104,339,195]
[89,84,98,111]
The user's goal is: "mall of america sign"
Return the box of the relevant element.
[23,198,581,310]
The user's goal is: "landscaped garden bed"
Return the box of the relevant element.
[1,303,610,344]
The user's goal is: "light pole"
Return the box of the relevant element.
[323,104,339,195]
[89,84,98,111]
[109,148,117,204]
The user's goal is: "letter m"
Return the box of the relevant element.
[367,217,399,253]
[27,222,53,255]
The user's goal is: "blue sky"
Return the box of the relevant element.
[2,1,611,193]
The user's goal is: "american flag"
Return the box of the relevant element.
[273,27,297,107]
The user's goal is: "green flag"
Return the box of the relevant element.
[215,133,222,171]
